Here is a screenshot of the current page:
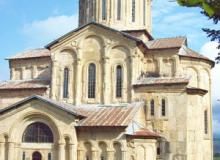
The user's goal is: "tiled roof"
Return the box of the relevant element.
[75,102,143,127]
[0,94,143,127]
[133,77,189,87]
[179,45,214,62]
[146,37,187,49]
[126,129,161,139]
[0,79,50,90]
[7,48,50,60]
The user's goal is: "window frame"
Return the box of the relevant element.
[117,0,122,20]
[102,0,107,20]
[116,65,123,98]
[22,122,54,143]
[150,99,155,116]
[143,0,146,25]
[63,67,69,99]
[204,110,208,134]
[88,63,96,99]
[132,0,136,22]
[161,99,166,117]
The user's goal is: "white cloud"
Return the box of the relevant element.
[201,42,220,135]
[200,42,220,104]
[22,14,78,47]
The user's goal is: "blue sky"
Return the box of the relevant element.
[0,0,219,136]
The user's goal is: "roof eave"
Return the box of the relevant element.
[45,22,144,49]
[179,55,215,68]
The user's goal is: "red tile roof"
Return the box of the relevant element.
[7,48,50,60]
[146,37,186,49]
[126,129,161,139]
[133,77,189,87]
[179,46,214,63]
[76,102,143,127]
[0,80,50,90]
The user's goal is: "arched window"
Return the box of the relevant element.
[116,65,123,98]
[48,153,52,160]
[162,99,166,116]
[22,122,54,143]
[143,0,146,25]
[63,68,69,98]
[102,0,107,20]
[204,110,208,134]
[84,142,92,160]
[150,100,155,116]
[117,0,121,20]
[88,63,96,98]
[132,0,136,22]
[99,142,107,160]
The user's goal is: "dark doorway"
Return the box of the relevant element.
[32,151,42,160]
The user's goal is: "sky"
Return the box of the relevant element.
[0,0,219,136]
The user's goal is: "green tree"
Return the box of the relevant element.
[177,0,220,62]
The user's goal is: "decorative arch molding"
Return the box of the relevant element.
[108,45,131,59]
[185,66,199,88]
[54,48,77,63]
[79,34,105,51]
[8,112,62,143]
[199,68,211,90]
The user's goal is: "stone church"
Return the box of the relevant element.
[0,0,214,160]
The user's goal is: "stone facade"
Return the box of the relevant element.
[0,1,214,160]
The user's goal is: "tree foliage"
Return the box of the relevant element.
[177,0,220,62]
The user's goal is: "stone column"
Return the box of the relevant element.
[59,68,64,101]
[33,66,38,79]
[121,150,127,160]
[51,61,58,99]
[103,57,110,104]
[8,142,15,160]
[76,59,83,105]
[107,150,114,160]
[0,142,5,160]
[21,67,26,80]
[69,143,76,160]
[58,143,65,160]
[92,150,98,160]
[10,68,15,80]
[77,149,84,160]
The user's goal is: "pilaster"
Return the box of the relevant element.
[8,142,15,160]
[76,58,83,105]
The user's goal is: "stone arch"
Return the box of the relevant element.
[136,145,145,160]
[9,112,61,144]
[185,67,199,88]
[84,141,93,160]
[98,141,108,160]
[81,35,104,60]
[199,68,210,90]
[145,58,159,77]
[55,49,77,66]
[109,45,130,59]
[113,141,122,160]
[162,58,175,77]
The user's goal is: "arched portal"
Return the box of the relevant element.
[32,151,42,160]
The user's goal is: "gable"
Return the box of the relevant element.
[0,95,84,118]
[45,22,142,50]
